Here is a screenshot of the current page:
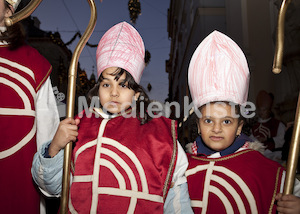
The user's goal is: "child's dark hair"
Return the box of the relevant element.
[87,68,152,124]
[0,2,25,50]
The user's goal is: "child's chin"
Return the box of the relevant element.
[107,109,120,114]
[102,107,119,115]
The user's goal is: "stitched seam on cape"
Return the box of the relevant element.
[191,149,252,161]
[269,167,282,214]
[163,119,177,200]
[36,65,52,91]
[71,161,75,173]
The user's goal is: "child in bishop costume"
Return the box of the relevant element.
[185,31,300,213]
[31,21,193,213]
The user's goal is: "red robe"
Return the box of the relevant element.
[68,111,178,213]
[0,43,51,214]
[186,150,284,214]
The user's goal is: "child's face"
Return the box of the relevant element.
[98,67,137,114]
[197,102,243,151]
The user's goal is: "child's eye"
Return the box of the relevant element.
[223,120,231,124]
[120,83,128,88]
[204,119,212,124]
[101,83,109,88]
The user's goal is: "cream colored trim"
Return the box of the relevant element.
[72,118,167,213]
[210,175,245,213]
[74,139,97,163]
[69,193,78,214]
[269,168,282,213]
[73,175,93,183]
[0,57,35,80]
[102,137,148,192]
[0,118,36,159]
[100,159,126,189]
[98,187,163,203]
[213,166,257,213]
[0,108,35,116]
[185,164,209,177]
[190,200,202,208]
[0,63,37,159]
[202,162,214,213]
[209,186,234,213]
[0,64,36,116]
[186,162,258,213]
[90,119,109,212]
[98,148,139,212]
[101,147,138,191]
[0,77,32,109]
[163,120,177,199]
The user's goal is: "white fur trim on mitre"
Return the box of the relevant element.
[96,21,145,84]
[188,30,250,109]
[6,0,21,11]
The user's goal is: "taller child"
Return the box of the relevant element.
[32,21,193,213]
[185,30,300,213]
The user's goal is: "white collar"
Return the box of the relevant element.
[93,107,117,119]
[207,147,248,158]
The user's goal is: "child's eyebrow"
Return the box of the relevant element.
[224,116,234,119]
[202,115,234,119]
[118,79,127,83]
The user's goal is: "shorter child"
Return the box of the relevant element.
[31,21,193,213]
[185,31,300,213]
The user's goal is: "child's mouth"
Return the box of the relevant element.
[109,101,120,105]
[210,136,223,141]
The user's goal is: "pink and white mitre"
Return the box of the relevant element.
[188,30,250,109]
[96,21,145,84]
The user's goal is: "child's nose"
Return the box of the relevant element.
[110,87,119,97]
[212,123,221,133]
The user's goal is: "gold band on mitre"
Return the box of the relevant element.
[6,0,21,10]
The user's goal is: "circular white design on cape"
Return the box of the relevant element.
[186,161,258,214]
[0,63,36,159]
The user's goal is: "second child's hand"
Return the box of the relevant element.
[48,118,80,157]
